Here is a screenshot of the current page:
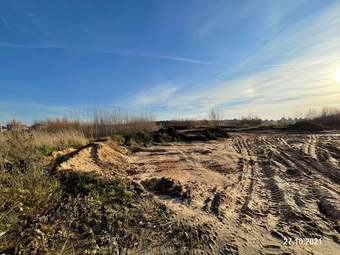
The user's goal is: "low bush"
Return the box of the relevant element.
[35,145,55,157]
[306,106,340,129]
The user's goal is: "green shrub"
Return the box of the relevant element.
[110,134,125,144]
[35,144,55,157]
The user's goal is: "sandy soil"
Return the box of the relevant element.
[56,130,340,254]
[56,139,129,176]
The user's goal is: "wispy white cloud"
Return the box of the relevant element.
[265,0,307,35]
[26,13,36,17]
[39,26,49,34]
[99,50,246,70]
[0,42,67,49]
[0,15,10,29]
[248,61,340,68]
[186,0,259,38]
[243,2,340,67]
[1,15,8,24]
[119,2,340,120]
[124,84,178,106]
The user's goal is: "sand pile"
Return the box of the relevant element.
[56,139,129,176]
[289,121,327,131]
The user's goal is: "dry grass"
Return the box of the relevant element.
[0,129,89,170]
[34,105,159,138]
[30,130,89,150]
[1,106,157,169]
[0,167,60,245]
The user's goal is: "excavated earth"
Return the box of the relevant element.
[56,129,340,254]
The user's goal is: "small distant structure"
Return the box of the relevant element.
[30,123,47,130]
[277,117,286,125]
[226,119,240,126]
[0,125,7,132]
[7,124,27,131]
[156,120,171,126]
[287,118,294,124]
[261,119,276,125]
[276,117,305,125]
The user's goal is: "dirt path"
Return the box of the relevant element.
[128,131,340,254]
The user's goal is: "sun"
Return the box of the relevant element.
[335,68,340,82]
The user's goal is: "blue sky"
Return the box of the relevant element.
[1,0,340,124]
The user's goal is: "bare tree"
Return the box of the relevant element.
[208,106,223,128]
[306,108,317,120]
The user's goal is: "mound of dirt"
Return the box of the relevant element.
[56,139,129,176]
[179,133,208,141]
[289,121,327,131]
[178,127,230,142]
[141,177,184,197]
[51,148,77,158]
[123,127,229,145]
[124,127,179,147]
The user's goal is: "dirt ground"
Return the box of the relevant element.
[57,130,340,254]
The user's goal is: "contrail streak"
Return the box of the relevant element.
[248,61,340,68]
[99,50,248,70]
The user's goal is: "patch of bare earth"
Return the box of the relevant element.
[56,139,129,176]
[56,132,340,254]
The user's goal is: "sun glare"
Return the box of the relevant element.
[335,68,340,82]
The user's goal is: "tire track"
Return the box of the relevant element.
[228,135,258,224]
[278,149,312,176]
[288,146,340,184]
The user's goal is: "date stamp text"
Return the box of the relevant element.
[284,238,322,245]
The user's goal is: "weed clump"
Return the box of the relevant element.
[110,134,125,144]
[59,171,135,203]
[35,145,55,157]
